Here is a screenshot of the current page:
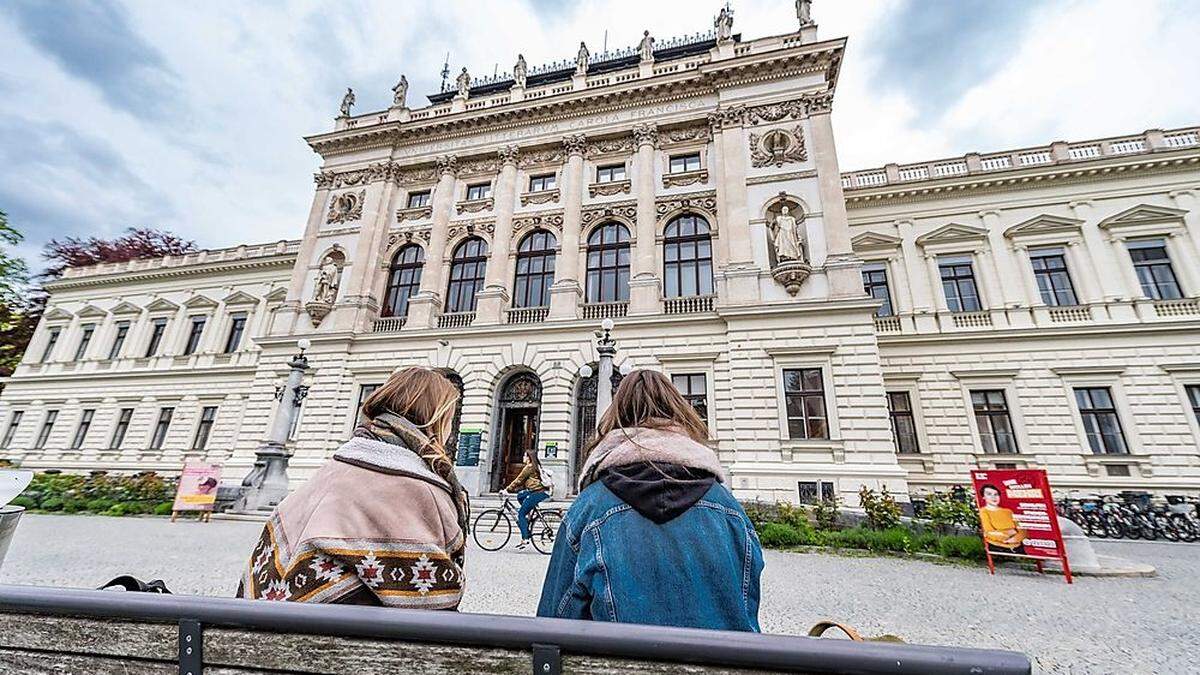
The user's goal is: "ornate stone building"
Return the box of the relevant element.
[1,10,1198,502]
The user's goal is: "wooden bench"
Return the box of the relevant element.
[0,585,1031,674]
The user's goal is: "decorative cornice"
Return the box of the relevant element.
[447,220,496,241]
[588,179,632,197]
[851,231,903,252]
[660,123,711,147]
[517,147,564,168]
[745,99,806,125]
[456,197,494,214]
[662,168,709,189]
[436,155,459,176]
[562,134,588,156]
[386,228,432,252]
[746,169,817,185]
[632,123,659,148]
[458,156,499,176]
[655,190,717,224]
[520,189,560,206]
[1098,204,1188,230]
[586,134,633,157]
[1003,214,1084,239]
[395,205,434,222]
[512,211,564,235]
[801,91,833,115]
[581,200,638,226]
[915,223,989,247]
[497,145,520,166]
[707,106,745,131]
[42,254,298,291]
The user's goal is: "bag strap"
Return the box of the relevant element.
[99,575,172,594]
[808,620,864,642]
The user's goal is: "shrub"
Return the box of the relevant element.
[937,535,986,561]
[812,496,839,531]
[776,502,812,533]
[85,498,116,513]
[758,523,806,548]
[859,485,902,530]
[106,503,129,517]
[921,489,981,534]
[62,498,88,514]
[153,502,175,516]
[8,496,37,510]
[39,497,64,512]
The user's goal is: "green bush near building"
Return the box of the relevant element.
[8,472,176,518]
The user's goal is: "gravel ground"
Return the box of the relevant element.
[1,513,1195,673]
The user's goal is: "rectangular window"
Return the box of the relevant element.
[1127,239,1182,300]
[1029,248,1078,306]
[150,407,174,450]
[797,480,837,505]
[669,153,702,173]
[41,328,61,362]
[108,321,130,359]
[861,264,894,317]
[192,406,218,450]
[671,373,709,430]
[887,391,920,454]
[1188,385,1200,427]
[1074,387,1128,454]
[145,318,169,357]
[528,174,556,192]
[1,411,23,449]
[34,410,58,449]
[74,324,96,361]
[595,164,626,183]
[70,409,95,449]
[939,257,982,312]
[183,316,206,355]
[406,190,430,208]
[465,183,491,201]
[110,408,133,449]
[224,314,247,353]
[356,383,381,426]
[971,390,1018,454]
[783,368,828,440]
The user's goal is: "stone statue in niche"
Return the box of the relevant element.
[456,67,471,98]
[339,88,355,117]
[313,256,342,304]
[771,206,806,263]
[392,75,408,108]
[575,42,590,75]
[514,54,527,88]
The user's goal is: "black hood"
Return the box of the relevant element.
[600,462,716,524]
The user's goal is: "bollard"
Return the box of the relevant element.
[0,506,23,572]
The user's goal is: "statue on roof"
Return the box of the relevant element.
[338,87,355,117]
[456,67,471,98]
[391,75,408,108]
[575,42,590,75]
[796,0,814,26]
[638,30,655,61]
[514,54,528,88]
[715,6,734,43]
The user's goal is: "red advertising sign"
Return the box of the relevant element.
[970,469,1072,584]
[171,463,222,520]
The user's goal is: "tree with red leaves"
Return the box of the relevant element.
[40,227,197,278]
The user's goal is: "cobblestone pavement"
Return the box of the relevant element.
[2,513,1195,673]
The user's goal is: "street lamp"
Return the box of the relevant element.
[232,338,312,514]
[595,318,617,418]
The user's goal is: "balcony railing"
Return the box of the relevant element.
[873,315,902,333]
[951,311,993,329]
[1047,306,1092,324]
[372,316,406,333]
[438,312,475,329]
[582,302,628,320]
[663,295,715,315]
[1153,298,1200,318]
[506,306,549,325]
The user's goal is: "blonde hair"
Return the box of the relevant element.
[585,369,707,457]
[360,367,460,480]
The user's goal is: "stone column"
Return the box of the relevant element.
[806,98,861,298]
[980,210,1022,307]
[924,254,947,312]
[887,255,912,314]
[709,108,759,304]
[1072,200,1124,301]
[1109,235,1145,299]
[407,156,458,328]
[272,179,333,335]
[1064,240,1099,304]
[896,221,931,312]
[629,124,661,315]
[333,172,398,332]
[1165,231,1200,295]
[475,146,520,325]
[1012,244,1043,306]
[1169,190,1200,259]
[549,135,586,319]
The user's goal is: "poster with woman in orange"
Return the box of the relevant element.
[971,469,1072,583]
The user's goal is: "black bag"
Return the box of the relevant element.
[99,575,172,594]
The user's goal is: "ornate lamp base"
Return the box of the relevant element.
[772,260,813,296]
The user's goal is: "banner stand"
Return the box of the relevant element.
[973,469,1072,585]
[171,463,223,524]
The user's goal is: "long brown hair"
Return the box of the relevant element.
[361,367,460,480]
[585,369,708,456]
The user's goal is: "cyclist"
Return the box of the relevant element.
[537,369,763,631]
[502,448,553,550]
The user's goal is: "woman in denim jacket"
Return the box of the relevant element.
[537,370,763,631]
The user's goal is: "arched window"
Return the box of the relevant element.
[663,213,714,298]
[382,244,424,318]
[445,237,488,313]
[586,222,631,303]
[513,230,557,308]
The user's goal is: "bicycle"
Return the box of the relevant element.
[472,492,563,554]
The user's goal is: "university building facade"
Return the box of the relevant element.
[1,11,1198,503]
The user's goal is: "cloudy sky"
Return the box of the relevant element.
[1,0,1197,272]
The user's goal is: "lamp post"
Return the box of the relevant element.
[231,339,311,514]
[595,318,617,418]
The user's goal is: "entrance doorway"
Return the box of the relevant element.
[489,371,543,492]
[571,365,623,489]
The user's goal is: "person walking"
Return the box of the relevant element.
[537,370,763,631]
[237,367,469,609]
[503,448,553,550]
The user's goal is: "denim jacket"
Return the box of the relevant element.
[536,426,763,631]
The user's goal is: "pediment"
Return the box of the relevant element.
[222,290,260,306]
[1099,204,1187,230]
[851,231,902,252]
[145,297,180,312]
[76,304,108,318]
[915,222,989,246]
[263,287,288,303]
[1003,214,1083,239]
[183,294,218,309]
[110,301,143,316]
[42,307,73,322]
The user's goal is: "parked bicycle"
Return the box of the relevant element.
[472,492,563,554]
[1056,492,1199,542]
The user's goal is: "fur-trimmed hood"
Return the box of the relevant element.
[577,426,725,492]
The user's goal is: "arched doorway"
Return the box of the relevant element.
[489,371,543,492]
[571,365,624,488]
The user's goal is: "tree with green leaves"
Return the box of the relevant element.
[0,211,34,377]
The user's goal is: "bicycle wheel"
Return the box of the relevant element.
[531,509,563,555]
[1157,515,1180,542]
[473,509,513,551]
[1103,516,1126,540]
